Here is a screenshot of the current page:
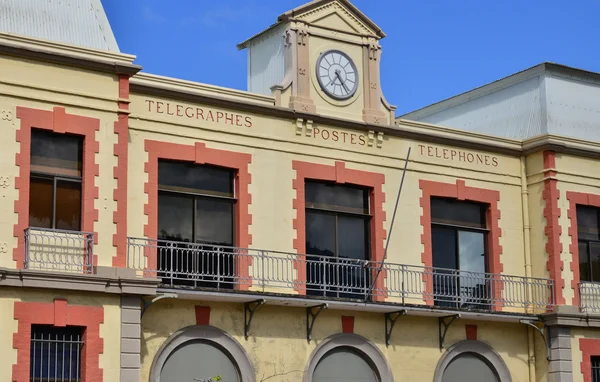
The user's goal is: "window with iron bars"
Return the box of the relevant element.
[593,356,600,382]
[30,325,84,381]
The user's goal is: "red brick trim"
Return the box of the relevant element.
[195,306,211,325]
[580,338,600,382]
[112,75,130,267]
[14,107,100,268]
[144,140,252,288]
[341,316,355,333]
[12,299,104,382]
[566,191,600,306]
[419,179,503,307]
[465,325,477,340]
[292,160,386,300]
[543,151,565,305]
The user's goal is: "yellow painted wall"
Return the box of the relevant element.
[129,92,532,311]
[0,56,122,269]
[554,154,600,306]
[526,151,547,282]
[571,327,600,382]
[141,300,532,381]
[0,288,121,381]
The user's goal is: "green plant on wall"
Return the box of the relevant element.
[194,375,222,382]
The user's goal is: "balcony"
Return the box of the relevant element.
[579,282,600,313]
[127,237,554,315]
[24,227,94,274]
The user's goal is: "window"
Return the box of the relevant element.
[305,334,393,382]
[433,340,511,382]
[431,197,488,309]
[441,352,499,382]
[313,347,378,382]
[304,181,370,299]
[30,325,83,381]
[29,129,83,231]
[592,356,600,382]
[160,340,240,382]
[157,160,235,288]
[577,205,600,283]
[149,326,255,382]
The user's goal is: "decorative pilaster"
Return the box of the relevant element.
[288,25,316,113]
[362,40,387,125]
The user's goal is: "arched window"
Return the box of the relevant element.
[304,334,393,382]
[149,326,255,382]
[434,340,511,382]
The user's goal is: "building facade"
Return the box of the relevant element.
[0,0,599,381]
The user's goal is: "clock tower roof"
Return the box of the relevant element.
[237,0,384,50]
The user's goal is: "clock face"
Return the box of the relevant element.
[316,50,358,100]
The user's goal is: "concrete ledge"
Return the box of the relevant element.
[0,268,159,296]
[542,307,600,327]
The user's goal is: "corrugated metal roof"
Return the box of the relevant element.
[0,0,119,52]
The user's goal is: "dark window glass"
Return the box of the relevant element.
[196,198,233,246]
[158,161,233,197]
[431,198,488,309]
[305,181,370,299]
[592,356,600,382]
[29,177,53,229]
[306,212,336,257]
[157,161,235,289]
[31,129,83,177]
[431,198,486,228]
[30,325,83,382]
[158,194,193,242]
[306,181,369,214]
[55,180,82,230]
[29,129,83,231]
[577,206,600,282]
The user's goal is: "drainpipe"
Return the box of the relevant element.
[521,156,536,382]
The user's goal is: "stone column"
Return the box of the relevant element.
[121,296,142,382]
[548,326,573,382]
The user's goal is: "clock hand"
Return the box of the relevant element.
[335,70,350,93]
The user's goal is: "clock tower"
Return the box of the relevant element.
[237,0,396,125]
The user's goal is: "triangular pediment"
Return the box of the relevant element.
[278,0,385,38]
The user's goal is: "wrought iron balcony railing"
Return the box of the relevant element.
[579,282,600,313]
[24,227,94,274]
[127,237,554,313]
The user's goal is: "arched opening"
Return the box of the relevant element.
[149,325,255,382]
[434,340,511,382]
[442,352,499,382]
[160,340,240,382]
[313,346,378,382]
[304,333,393,382]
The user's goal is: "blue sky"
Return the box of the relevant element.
[103,0,600,115]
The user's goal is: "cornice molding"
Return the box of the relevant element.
[0,33,141,76]
[0,267,159,296]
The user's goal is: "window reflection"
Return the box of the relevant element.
[431,197,488,309]
[577,205,600,282]
[29,129,83,231]
[157,161,236,289]
[305,181,371,299]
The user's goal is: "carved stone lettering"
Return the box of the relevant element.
[418,144,499,167]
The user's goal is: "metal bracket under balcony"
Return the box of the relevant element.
[244,299,265,339]
[307,304,328,342]
[439,314,460,350]
[385,310,406,347]
[521,319,550,361]
[141,293,178,318]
